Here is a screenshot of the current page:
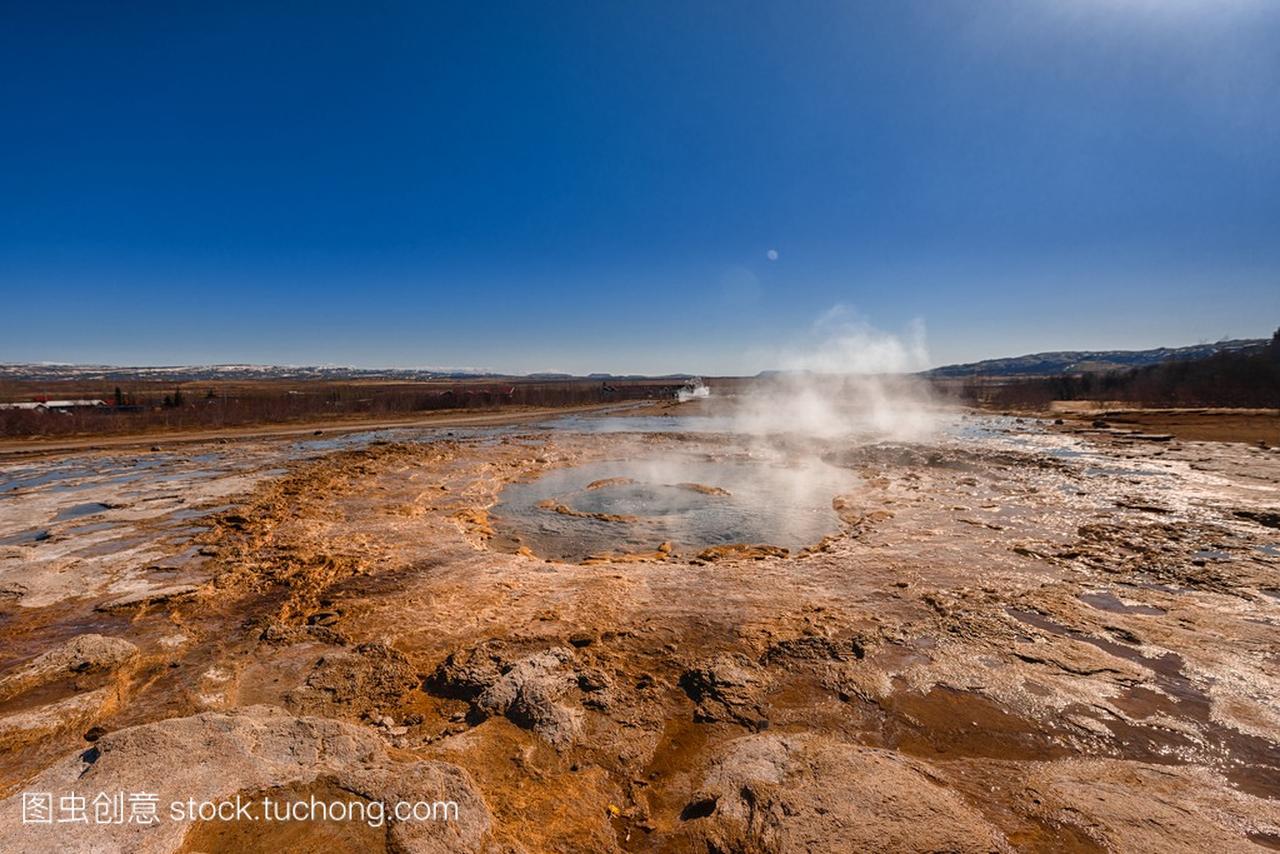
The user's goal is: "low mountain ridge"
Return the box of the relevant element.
[927,339,1266,379]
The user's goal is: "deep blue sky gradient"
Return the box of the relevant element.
[2,1,1278,373]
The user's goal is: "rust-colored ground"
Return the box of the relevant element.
[1051,405,1280,445]
[1,410,1278,852]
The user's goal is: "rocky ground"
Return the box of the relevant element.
[0,410,1278,852]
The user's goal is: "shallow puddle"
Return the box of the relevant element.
[1077,590,1166,616]
[0,528,50,545]
[1007,606,1280,798]
[168,504,232,522]
[54,502,114,520]
[64,521,121,536]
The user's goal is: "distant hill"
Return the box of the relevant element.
[927,339,1267,379]
[2,340,1268,383]
[0,363,696,383]
[969,330,1280,408]
[0,363,500,382]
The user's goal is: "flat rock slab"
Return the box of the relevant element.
[0,634,139,751]
[0,634,138,700]
[94,584,201,612]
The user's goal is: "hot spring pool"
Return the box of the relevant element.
[491,454,854,561]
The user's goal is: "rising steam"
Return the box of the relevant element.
[732,306,939,442]
[503,309,941,557]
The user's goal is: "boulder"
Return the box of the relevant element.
[428,643,582,747]
[679,653,771,730]
[674,733,1010,853]
[0,705,495,854]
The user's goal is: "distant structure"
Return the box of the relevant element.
[0,399,108,411]
[676,378,710,402]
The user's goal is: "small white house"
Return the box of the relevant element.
[0,399,108,411]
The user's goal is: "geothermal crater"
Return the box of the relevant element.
[490,453,854,561]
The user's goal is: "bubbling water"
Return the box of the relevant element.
[491,453,854,561]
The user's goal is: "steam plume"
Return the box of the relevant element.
[733,306,938,441]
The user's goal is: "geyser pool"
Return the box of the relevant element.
[491,454,854,561]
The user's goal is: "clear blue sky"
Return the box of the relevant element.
[2,1,1278,374]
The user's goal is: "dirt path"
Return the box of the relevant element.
[0,402,627,458]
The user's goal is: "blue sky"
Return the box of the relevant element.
[2,1,1278,374]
